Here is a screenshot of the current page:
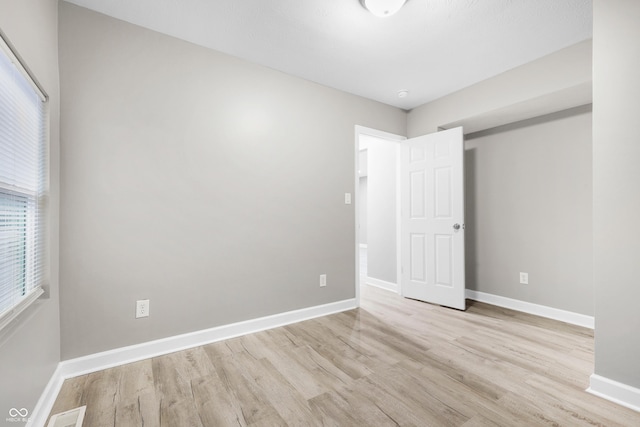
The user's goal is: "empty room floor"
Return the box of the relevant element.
[47,285,640,426]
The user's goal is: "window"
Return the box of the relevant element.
[0,31,48,330]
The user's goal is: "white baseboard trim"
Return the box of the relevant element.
[365,277,398,293]
[588,374,640,413]
[29,298,356,426]
[27,364,65,427]
[466,290,594,329]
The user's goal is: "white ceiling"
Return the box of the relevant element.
[63,0,592,110]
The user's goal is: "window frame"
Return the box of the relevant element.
[0,28,49,332]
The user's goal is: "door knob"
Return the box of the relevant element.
[453,223,464,231]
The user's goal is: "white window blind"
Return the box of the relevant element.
[0,32,48,330]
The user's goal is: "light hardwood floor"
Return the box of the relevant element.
[48,285,640,426]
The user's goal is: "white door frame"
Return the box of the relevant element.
[354,125,406,306]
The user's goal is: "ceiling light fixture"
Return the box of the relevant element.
[361,0,407,18]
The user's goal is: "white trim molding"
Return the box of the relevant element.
[354,125,407,143]
[354,125,406,308]
[0,287,44,333]
[364,277,398,293]
[28,364,65,427]
[28,298,356,427]
[466,290,594,329]
[588,374,640,413]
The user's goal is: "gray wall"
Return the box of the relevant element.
[465,107,593,315]
[362,135,397,285]
[407,40,592,137]
[407,42,594,316]
[58,3,406,359]
[593,0,640,388]
[0,0,61,423]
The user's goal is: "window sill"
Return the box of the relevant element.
[0,287,45,332]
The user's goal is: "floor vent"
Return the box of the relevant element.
[46,406,86,427]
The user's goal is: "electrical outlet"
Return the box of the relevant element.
[136,299,150,318]
[519,272,529,285]
[344,193,352,204]
[319,274,327,287]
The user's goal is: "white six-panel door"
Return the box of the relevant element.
[400,127,465,310]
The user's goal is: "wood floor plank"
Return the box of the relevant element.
[261,325,304,348]
[284,319,378,379]
[238,353,317,426]
[190,374,248,427]
[46,284,640,426]
[114,397,146,427]
[422,342,511,400]
[209,351,286,425]
[455,334,590,389]
[329,311,417,367]
[350,313,434,363]
[251,332,335,399]
[360,366,469,426]
[351,375,435,427]
[152,348,218,427]
[329,386,406,426]
[47,374,87,419]
[525,373,640,427]
[115,359,156,401]
[113,360,159,427]
[290,344,353,386]
[158,398,204,427]
[80,369,121,427]
[329,310,425,365]
[152,352,196,404]
[307,391,368,427]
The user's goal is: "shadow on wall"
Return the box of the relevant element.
[464,147,477,292]
[464,104,593,140]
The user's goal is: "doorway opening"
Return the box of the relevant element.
[354,126,405,306]
[355,125,467,311]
